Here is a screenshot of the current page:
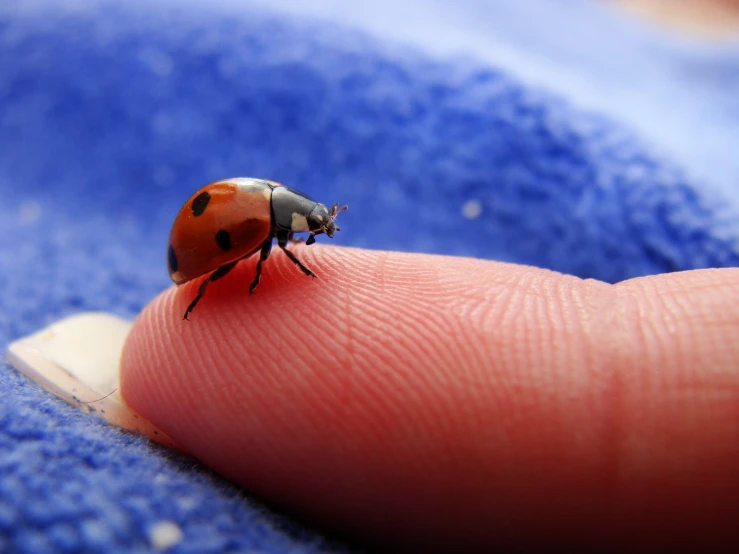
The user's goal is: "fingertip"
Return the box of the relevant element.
[119,247,606,548]
[119,250,739,551]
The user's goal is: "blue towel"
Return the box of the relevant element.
[2,0,738,551]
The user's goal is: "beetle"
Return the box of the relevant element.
[167,177,347,320]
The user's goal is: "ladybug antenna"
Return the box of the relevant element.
[330,203,348,221]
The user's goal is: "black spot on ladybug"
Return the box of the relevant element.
[168,244,179,272]
[192,191,211,217]
[215,230,231,251]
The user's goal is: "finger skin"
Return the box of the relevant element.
[120,246,739,551]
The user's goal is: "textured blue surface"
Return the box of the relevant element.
[2,0,739,551]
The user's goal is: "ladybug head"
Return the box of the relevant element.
[308,202,347,239]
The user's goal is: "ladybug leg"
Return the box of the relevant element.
[249,239,273,295]
[183,261,237,320]
[289,232,316,245]
[277,231,316,279]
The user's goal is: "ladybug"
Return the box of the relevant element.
[167,177,347,320]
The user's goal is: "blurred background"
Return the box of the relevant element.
[2,0,739,321]
[1,0,738,551]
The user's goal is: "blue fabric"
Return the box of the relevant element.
[2,0,739,551]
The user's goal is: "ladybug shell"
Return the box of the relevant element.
[167,178,281,284]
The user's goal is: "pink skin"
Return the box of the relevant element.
[120,246,739,551]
